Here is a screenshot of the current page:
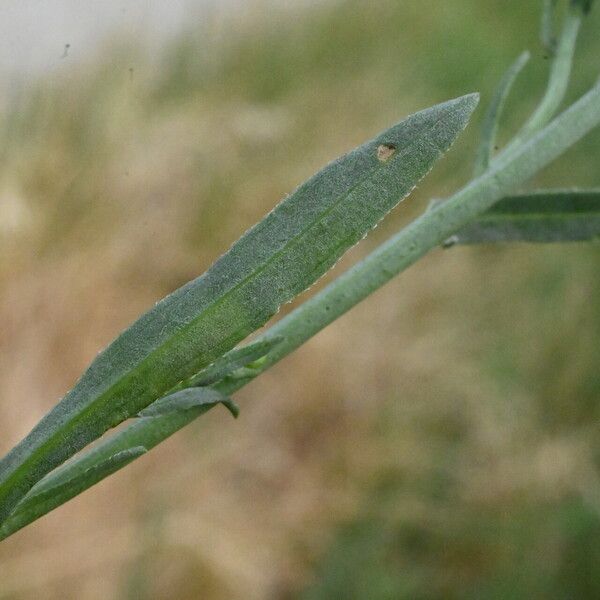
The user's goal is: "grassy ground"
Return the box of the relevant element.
[0,1,599,598]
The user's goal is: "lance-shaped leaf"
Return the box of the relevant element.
[185,336,283,387]
[0,388,236,540]
[0,93,479,524]
[138,387,239,418]
[0,447,146,541]
[473,52,530,176]
[445,190,600,245]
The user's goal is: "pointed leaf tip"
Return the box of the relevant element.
[189,336,284,387]
[138,387,237,418]
[453,92,480,115]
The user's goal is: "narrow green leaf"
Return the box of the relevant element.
[0,93,479,524]
[445,190,600,245]
[138,387,239,418]
[186,336,283,387]
[6,409,217,524]
[0,447,146,541]
[542,0,559,55]
[474,52,530,176]
[0,395,228,542]
[508,6,582,146]
[0,370,239,542]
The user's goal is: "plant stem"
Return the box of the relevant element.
[497,6,582,161]
[246,80,600,375]
[522,7,581,134]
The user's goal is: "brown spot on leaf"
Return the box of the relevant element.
[377,144,396,162]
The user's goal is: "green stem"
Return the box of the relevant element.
[498,7,582,160]
[522,7,581,135]
[251,82,600,371]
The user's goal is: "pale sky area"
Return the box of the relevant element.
[0,0,242,80]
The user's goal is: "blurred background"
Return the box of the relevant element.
[1,1,599,598]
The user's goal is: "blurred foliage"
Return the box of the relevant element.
[303,499,600,599]
[0,0,599,598]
